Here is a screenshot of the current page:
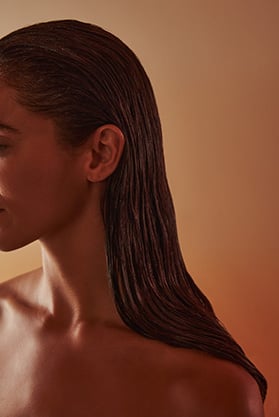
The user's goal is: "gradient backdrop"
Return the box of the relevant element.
[0,1,278,415]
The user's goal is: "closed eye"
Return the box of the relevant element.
[0,144,10,152]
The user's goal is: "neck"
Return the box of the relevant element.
[36,206,123,333]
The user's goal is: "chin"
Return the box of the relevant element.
[0,236,38,252]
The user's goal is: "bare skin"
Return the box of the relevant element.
[0,84,264,416]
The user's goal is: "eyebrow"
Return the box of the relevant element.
[0,123,20,134]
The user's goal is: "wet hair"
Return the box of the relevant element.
[0,19,267,400]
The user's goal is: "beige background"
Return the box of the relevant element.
[0,1,278,415]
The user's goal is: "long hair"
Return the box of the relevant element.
[0,19,267,400]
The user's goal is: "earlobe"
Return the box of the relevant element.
[86,124,125,182]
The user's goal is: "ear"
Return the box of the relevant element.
[85,124,125,182]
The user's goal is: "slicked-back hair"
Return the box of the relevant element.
[0,19,267,400]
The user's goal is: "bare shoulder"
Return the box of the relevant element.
[167,349,264,417]
[0,268,42,313]
[0,267,41,290]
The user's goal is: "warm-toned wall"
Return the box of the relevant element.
[0,1,278,415]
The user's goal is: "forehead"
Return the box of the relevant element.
[0,82,57,138]
[0,82,27,130]
[0,84,20,134]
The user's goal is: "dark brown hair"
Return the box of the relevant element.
[0,19,267,400]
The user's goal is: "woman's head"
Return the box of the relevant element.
[0,19,165,249]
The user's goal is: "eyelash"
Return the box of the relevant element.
[0,144,9,152]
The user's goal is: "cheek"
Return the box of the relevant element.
[0,157,87,250]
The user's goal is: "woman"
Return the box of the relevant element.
[0,20,266,416]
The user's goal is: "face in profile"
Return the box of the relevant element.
[0,82,91,252]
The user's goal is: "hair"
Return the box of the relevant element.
[0,19,267,400]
